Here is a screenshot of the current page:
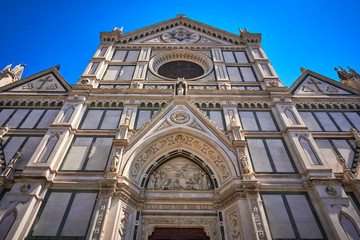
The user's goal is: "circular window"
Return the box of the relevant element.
[149,50,213,81]
[158,61,204,79]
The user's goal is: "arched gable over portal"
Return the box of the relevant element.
[121,128,238,188]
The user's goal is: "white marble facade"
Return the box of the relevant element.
[0,15,360,240]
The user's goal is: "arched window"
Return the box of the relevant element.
[60,106,74,123]
[0,209,17,240]
[299,136,321,165]
[38,134,59,163]
[340,213,360,240]
[284,108,299,125]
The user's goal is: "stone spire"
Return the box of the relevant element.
[0,63,26,87]
[335,66,360,90]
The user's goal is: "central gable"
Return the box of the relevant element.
[138,26,231,45]
[102,15,244,46]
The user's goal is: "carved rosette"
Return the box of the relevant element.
[170,112,190,124]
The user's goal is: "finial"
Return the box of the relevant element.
[238,28,243,34]
[300,67,306,73]
[55,64,60,70]
[113,26,123,33]
[176,13,185,18]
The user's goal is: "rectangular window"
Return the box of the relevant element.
[261,193,325,239]
[98,46,108,57]
[261,64,273,76]
[60,137,113,171]
[112,50,140,62]
[247,138,296,173]
[200,108,225,130]
[222,51,249,63]
[253,48,263,58]
[0,108,59,129]
[238,111,278,131]
[88,62,99,75]
[3,136,43,169]
[134,109,159,130]
[29,191,97,239]
[226,66,257,82]
[102,66,135,81]
[80,109,122,130]
[299,111,360,132]
[315,138,355,170]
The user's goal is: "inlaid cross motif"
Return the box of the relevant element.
[220,83,230,90]
[37,76,53,89]
[307,78,323,92]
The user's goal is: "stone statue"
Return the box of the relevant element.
[175,79,187,95]
[240,155,250,173]
[110,151,121,172]
[0,125,10,140]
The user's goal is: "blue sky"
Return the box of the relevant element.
[1,0,359,87]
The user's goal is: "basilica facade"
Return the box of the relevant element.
[0,15,359,240]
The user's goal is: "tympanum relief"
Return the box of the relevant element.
[146,157,213,190]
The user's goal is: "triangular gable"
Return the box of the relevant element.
[137,26,231,45]
[102,15,244,46]
[290,69,360,96]
[128,98,232,150]
[0,65,71,93]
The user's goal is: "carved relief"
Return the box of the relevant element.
[188,120,205,132]
[91,199,108,240]
[251,200,265,239]
[146,157,212,190]
[131,134,230,182]
[118,207,128,238]
[229,211,241,239]
[156,119,172,130]
[170,112,190,124]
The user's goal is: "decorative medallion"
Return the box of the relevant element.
[162,29,200,43]
[170,112,190,124]
[325,186,337,196]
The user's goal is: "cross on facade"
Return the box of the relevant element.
[37,76,53,89]
[220,83,230,90]
[307,78,323,92]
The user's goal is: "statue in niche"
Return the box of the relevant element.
[146,157,212,191]
[175,78,187,95]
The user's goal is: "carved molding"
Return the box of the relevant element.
[141,217,220,239]
[130,133,231,183]
[251,200,266,239]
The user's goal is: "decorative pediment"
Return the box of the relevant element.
[129,99,232,149]
[140,27,227,45]
[101,15,244,46]
[0,65,71,93]
[290,69,359,96]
